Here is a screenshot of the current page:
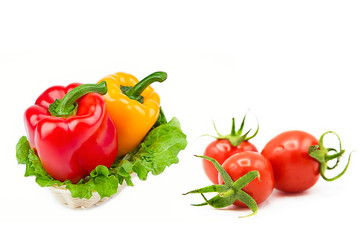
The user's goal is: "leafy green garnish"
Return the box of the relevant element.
[16,136,30,164]
[16,116,187,199]
[66,166,119,199]
[113,117,187,186]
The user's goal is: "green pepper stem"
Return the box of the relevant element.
[126,71,167,99]
[48,82,107,117]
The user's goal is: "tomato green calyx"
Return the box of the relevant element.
[121,71,167,104]
[49,82,108,118]
[208,115,259,147]
[308,131,352,181]
[183,155,259,218]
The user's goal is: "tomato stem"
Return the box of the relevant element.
[230,118,236,136]
[308,131,352,181]
[197,155,233,187]
[206,114,259,147]
[183,155,259,217]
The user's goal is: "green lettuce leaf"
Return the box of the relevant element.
[16,136,30,164]
[113,117,187,185]
[65,165,119,199]
[16,115,187,199]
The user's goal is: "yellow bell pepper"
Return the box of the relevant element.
[99,71,167,156]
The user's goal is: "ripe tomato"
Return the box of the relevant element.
[203,139,257,184]
[219,151,274,207]
[261,130,320,193]
[202,115,259,184]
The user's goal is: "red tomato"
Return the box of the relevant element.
[219,151,274,207]
[203,139,258,184]
[261,130,320,193]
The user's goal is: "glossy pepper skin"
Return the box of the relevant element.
[24,83,118,183]
[98,72,165,156]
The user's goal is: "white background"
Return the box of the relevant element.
[1,1,359,239]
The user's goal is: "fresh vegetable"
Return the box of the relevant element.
[98,71,166,156]
[219,151,274,207]
[24,82,118,183]
[203,116,259,184]
[16,136,119,199]
[16,117,187,199]
[261,130,351,193]
[184,155,261,217]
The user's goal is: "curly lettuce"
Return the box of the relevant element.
[113,117,187,186]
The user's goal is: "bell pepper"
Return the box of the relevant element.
[24,82,118,183]
[98,71,167,156]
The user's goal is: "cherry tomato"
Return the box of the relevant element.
[203,139,257,184]
[219,151,274,207]
[261,130,320,193]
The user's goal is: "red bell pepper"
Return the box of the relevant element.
[24,82,118,183]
